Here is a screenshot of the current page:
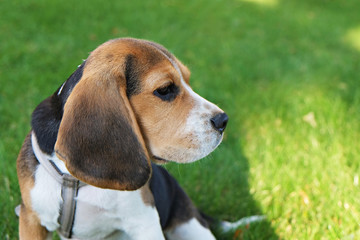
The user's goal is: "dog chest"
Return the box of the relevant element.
[31,166,162,239]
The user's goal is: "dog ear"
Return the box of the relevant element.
[55,57,151,191]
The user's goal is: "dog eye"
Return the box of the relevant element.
[153,84,179,101]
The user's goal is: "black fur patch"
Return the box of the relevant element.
[31,61,86,154]
[57,61,86,106]
[150,164,209,230]
[125,55,141,98]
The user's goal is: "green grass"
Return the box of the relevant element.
[1,0,360,239]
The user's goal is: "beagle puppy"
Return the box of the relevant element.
[16,38,229,240]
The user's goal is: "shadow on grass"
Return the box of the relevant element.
[165,130,279,240]
[211,136,279,240]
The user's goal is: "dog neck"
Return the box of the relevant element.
[31,131,85,238]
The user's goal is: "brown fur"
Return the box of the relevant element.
[17,133,49,239]
[19,204,49,240]
[130,61,196,162]
[140,182,155,206]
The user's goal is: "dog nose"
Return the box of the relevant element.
[210,112,228,134]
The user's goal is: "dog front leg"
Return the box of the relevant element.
[165,218,216,240]
[126,227,165,240]
[19,204,51,240]
[122,207,165,240]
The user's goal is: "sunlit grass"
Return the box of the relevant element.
[242,82,360,238]
[239,0,278,7]
[344,26,360,52]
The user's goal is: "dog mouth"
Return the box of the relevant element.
[151,134,224,164]
[152,155,171,164]
[150,130,225,164]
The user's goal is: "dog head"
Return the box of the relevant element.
[55,38,228,190]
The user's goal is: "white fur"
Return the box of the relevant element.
[57,82,66,96]
[165,218,216,240]
[181,97,223,162]
[31,149,217,240]
[31,164,62,231]
[31,153,165,240]
[179,63,223,161]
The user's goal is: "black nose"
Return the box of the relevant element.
[210,113,229,134]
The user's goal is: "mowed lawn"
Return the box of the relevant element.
[1,0,360,239]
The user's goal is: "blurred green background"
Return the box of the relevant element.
[1,0,360,239]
